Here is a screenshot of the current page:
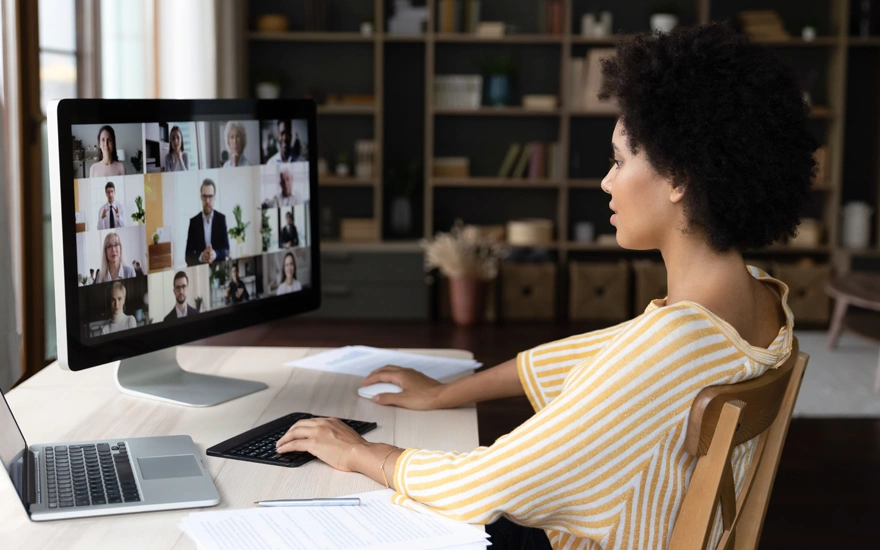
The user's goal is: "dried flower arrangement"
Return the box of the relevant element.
[420,220,508,280]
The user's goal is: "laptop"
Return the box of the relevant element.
[0,389,219,521]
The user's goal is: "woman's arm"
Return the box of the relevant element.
[361,357,524,410]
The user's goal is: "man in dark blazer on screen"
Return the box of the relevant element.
[164,271,199,321]
[185,178,229,266]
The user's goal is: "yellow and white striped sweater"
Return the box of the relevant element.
[392,267,794,549]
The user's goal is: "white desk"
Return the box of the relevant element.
[0,346,480,549]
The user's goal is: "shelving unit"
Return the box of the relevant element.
[242,0,880,320]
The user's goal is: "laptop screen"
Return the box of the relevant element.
[0,390,28,507]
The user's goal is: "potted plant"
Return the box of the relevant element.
[210,263,228,288]
[261,209,273,252]
[131,196,145,225]
[480,55,518,107]
[253,70,283,99]
[336,152,351,176]
[152,232,160,245]
[227,204,250,257]
[194,296,203,313]
[420,220,508,326]
[130,150,143,173]
[650,2,680,33]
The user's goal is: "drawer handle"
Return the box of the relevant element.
[322,252,353,263]
[323,284,352,297]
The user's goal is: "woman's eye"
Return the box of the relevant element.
[609,157,621,169]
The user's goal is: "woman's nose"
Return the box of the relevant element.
[600,175,611,194]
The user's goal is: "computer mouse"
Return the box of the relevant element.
[357,382,403,399]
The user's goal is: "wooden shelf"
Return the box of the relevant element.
[752,37,840,46]
[570,36,618,45]
[384,34,427,42]
[847,37,880,47]
[809,106,833,119]
[569,110,619,118]
[433,107,561,116]
[563,241,623,251]
[568,178,604,189]
[434,33,564,44]
[248,32,374,42]
[432,177,561,188]
[320,176,377,187]
[317,104,376,115]
[746,246,832,255]
[322,241,423,253]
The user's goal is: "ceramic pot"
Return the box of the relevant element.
[449,277,488,326]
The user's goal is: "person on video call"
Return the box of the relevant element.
[164,271,199,321]
[222,122,250,167]
[275,252,302,295]
[261,169,300,208]
[133,261,144,277]
[267,120,301,163]
[98,232,136,282]
[225,263,249,304]
[97,181,125,229]
[280,211,299,248]
[89,125,126,177]
[185,178,229,266]
[163,125,189,172]
[100,282,136,334]
[88,269,96,285]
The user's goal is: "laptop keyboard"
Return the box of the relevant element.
[43,442,141,508]
[218,412,376,466]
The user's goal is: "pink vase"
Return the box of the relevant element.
[449,277,488,326]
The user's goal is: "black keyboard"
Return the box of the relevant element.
[42,442,140,508]
[206,412,377,468]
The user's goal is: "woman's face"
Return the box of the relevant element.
[228,127,243,155]
[110,288,125,315]
[105,237,121,265]
[601,120,683,250]
[99,130,114,157]
[284,255,295,280]
[171,130,182,152]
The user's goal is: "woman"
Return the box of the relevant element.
[100,281,136,334]
[275,253,302,295]
[274,24,816,550]
[98,232,136,283]
[222,121,250,167]
[89,125,126,177]
[163,125,189,172]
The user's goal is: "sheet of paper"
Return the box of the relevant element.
[283,346,481,380]
[179,490,488,550]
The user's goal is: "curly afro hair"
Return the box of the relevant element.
[598,22,819,252]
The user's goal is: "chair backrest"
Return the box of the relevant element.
[668,336,808,550]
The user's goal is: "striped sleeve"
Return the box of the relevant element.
[517,321,630,412]
[392,304,753,549]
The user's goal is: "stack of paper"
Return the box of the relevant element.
[179,490,490,550]
[283,346,481,381]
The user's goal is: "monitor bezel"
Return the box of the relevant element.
[51,99,321,370]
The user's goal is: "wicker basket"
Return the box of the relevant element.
[568,261,630,321]
[501,262,557,321]
[771,262,832,324]
[633,260,668,314]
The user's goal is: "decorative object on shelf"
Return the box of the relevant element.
[360,20,374,37]
[476,21,505,38]
[388,0,428,36]
[261,209,272,253]
[317,157,328,176]
[421,220,508,326]
[355,140,376,178]
[194,296,203,313]
[325,93,375,106]
[801,25,817,41]
[130,196,145,225]
[335,153,351,177]
[388,159,420,237]
[790,218,822,247]
[340,218,377,243]
[481,54,517,106]
[152,232,160,245]
[738,10,790,41]
[507,219,554,247]
[858,0,872,37]
[650,3,680,34]
[842,202,873,249]
[255,73,282,99]
[569,261,630,321]
[303,0,328,31]
[227,204,250,258]
[598,11,613,37]
[581,12,598,37]
[596,234,619,246]
[130,149,143,173]
[434,75,482,110]
[256,13,289,32]
[522,94,557,110]
[501,262,556,321]
[433,157,470,177]
[574,221,595,243]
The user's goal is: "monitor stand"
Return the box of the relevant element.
[114,348,267,407]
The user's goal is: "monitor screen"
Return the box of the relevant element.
[50,101,321,369]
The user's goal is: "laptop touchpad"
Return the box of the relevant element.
[138,455,203,480]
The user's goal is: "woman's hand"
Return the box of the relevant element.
[276,417,368,472]
[361,366,446,410]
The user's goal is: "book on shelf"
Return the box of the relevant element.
[528,142,546,180]
[544,0,564,35]
[465,0,480,33]
[512,143,532,179]
[439,0,456,33]
[547,142,562,181]
[498,143,522,178]
[569,58,584,109]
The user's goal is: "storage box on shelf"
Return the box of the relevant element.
[501,262,557,321]
[632,260,668,314]
[771,261,832,324]
[568,260,630,322]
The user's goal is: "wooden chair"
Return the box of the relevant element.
[668,337,808,550]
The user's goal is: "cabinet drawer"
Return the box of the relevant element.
[307,281,428,319]
[320,252,424,283]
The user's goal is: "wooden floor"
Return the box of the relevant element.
[195,320,880,549]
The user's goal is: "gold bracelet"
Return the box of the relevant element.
[380,447,399,489]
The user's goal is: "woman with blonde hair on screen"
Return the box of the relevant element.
[163,125,189,172]
[222,121,250,167]
[89,125,126,177]
[98,232,136,283]
[100,281,137,334]
[275,252,302,295]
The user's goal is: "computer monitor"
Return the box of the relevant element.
[48,99,321,406]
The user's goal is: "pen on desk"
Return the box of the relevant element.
[254,497,361,507]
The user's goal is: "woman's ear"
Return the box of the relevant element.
[669,183,685,204]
